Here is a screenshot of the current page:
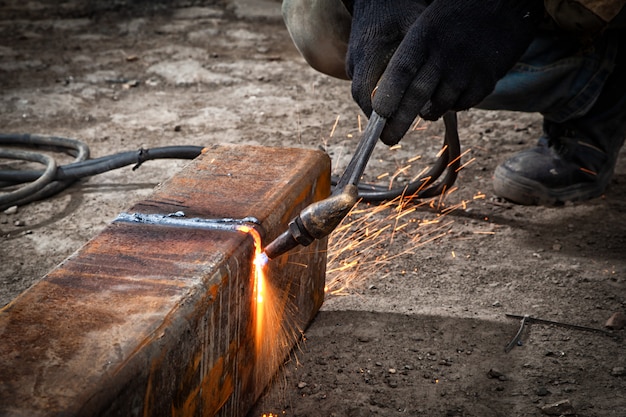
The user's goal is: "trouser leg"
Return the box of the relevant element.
[281,0,353,79]
[491,29,626,205]
[478,29,620,133]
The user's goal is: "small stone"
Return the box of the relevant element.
[3,205,17,215]
[492,301,502,307]
[611,367,626,377]
[14,220,25,227]
[297,381,307,389]
[487,369,505,379]
[122,79,140,89]
[540,399,575,415]
[388,368,397,374]
[536,386,550,396]
[605,312,626,330]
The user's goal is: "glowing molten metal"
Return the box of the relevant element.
[236,225,267,305]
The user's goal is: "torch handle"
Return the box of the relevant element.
[334,111,386,192]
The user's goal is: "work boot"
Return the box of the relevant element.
[493,42,626,205]
[493,123,622,205]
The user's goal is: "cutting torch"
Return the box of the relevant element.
[262,111,460,261]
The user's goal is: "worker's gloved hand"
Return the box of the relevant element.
[348,0,543,145]
[346,0,428,123]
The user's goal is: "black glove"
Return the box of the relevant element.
[349,0,544,145]
[346,0,428,124]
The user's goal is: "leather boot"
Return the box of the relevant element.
[493,36,626,205]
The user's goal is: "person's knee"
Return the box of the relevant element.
[282,0,352,79]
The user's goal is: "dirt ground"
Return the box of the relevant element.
[1,1,625,416]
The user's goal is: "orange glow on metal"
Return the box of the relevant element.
[237,225,270,379]
[236,225,265,305]
[237,225,302,391]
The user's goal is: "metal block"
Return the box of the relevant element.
[0,144,330,416]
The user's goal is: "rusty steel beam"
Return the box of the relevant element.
[0,144,330,417]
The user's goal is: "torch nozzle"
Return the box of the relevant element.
[262,229,299,260]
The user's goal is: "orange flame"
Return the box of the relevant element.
[236,225,266,305]
[237,225,286,389]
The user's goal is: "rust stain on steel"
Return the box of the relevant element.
[0,144,330,417]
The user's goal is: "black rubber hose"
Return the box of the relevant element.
[0,133,204,211]
[0,145,203,184]
[0,133,89,187]
[0,133,90,158]
[0,149,57,206]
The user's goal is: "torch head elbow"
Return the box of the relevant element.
[261,184,359,260]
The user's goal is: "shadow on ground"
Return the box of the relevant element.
[250,310,623,417]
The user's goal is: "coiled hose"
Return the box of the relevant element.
[0,134,203,212]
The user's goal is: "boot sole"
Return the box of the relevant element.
[493,165,609,206]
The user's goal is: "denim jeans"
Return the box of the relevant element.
[478,29,620,124]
